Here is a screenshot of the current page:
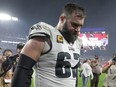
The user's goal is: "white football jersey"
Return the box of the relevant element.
[29,22,82,87]
[107,65,116,87]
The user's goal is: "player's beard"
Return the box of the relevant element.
[60,22,77,44]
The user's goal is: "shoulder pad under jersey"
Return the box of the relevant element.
[28,22,54,39]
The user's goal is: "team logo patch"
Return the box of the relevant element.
[57,35,63,43]
[68,46,75,51]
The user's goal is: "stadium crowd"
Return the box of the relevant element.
[0,43,24,87]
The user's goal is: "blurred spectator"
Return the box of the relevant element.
[1,49,13,87]
[12,43,25,72]
[0,47,3,87]
[0,47,3,73]
[112,53,116,58]
[90,55,102,87]
[102,55,116,87]
[81,59,93,87]
[0,43,24,87]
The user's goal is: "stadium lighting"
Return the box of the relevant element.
[12,17,18,21]
[0,13,18,21]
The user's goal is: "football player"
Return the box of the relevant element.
[11,2,86,87]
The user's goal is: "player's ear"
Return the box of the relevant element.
[60,15,66,23]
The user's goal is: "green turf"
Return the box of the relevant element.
[78,73,106,87]
[30,73,106,87]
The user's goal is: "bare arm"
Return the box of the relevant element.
[11,37,47,87]
[21,37,45,61]
[102,60,112,73]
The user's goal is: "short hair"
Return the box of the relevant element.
[112,56,116,62]
[17,43,25,49]
[94,55,99,59]
[3,49,13,56]
[62,2,86,18]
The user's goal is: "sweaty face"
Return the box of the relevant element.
[66,12,84,36]
[61,12,85,43]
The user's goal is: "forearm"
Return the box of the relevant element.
[102,61,111,73]
[11,54,36,87]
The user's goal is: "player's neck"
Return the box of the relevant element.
[59,30,76,44]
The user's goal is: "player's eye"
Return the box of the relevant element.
[71,22,78,28]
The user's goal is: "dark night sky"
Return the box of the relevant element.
[0,0,116,56]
